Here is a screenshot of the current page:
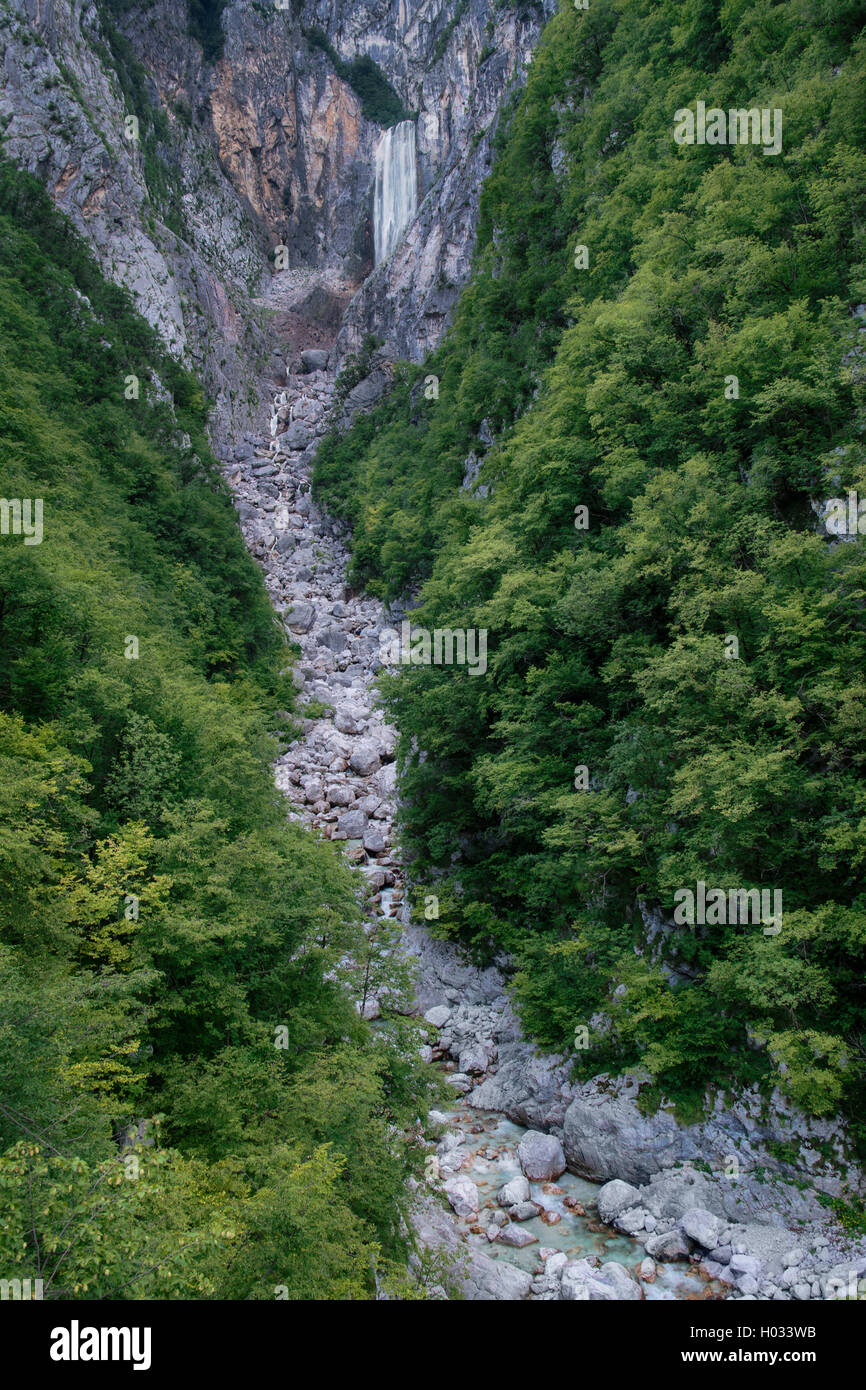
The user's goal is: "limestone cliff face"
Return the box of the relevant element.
[127,0,556,365]
[0,0,272,449]
[209,65,366,269]
[323,0,557,364]
[131,2,378,277]
[0,0,551,441]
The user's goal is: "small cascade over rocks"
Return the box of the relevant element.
[374,120,418,265]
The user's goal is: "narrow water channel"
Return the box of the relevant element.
[441,1103,725,1300]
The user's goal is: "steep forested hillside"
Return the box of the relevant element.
[0,164,437,1298]
[314,0,866,1140]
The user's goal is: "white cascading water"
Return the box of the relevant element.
[373,120,418,266]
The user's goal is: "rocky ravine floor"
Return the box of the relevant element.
[220,297,866,1302]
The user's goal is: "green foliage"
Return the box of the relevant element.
[94,1,187,236]
[186,0,229,63]
[303,27,414,127]
[314,0,866,1138]
[429,0,469,68]
[332,334,385,412]
[214,1145,379,1300]
[818,1187,866,1237]
[0,164,437,1296]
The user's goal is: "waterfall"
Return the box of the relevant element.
[373,120,418,266]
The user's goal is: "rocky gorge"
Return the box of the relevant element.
[218,264,866,1301]
[0,0,552,449]
[6,0,865,1306]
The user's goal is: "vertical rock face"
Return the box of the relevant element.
[331,0,557,364]
[0,0,268,451]
[0,0,552,443]
[209,61,368,271]
[137,1,380,277]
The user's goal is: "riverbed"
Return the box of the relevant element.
[440,1102,725,1299]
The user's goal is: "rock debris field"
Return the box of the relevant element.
[225,348,404,960]
[221,325,866,1302]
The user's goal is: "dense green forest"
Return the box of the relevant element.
[0,164,438,1298]
[314,0,866,1140]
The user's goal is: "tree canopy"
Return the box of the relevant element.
[314,0,866,1144]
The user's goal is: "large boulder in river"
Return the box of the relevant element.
[443,1175,478,1219]
[497,1175,531,1209]
[597,1178,642,1225]
[337,809,367,839]
[517,1130,566,1182]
